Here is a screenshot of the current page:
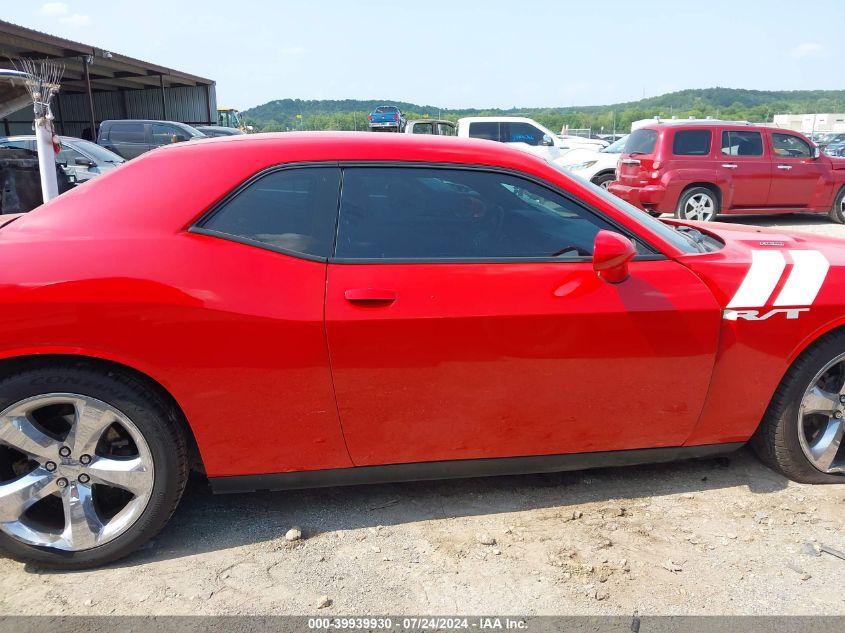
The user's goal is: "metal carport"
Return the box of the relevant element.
[0,20,216,139]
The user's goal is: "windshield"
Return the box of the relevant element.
[546,163,699,254]
[600,135,629,154]
[70,138,124,163]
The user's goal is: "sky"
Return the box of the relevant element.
[4,0,843,111]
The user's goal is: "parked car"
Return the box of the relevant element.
[97,119,206,159]
[556,134,629,189]
[367,106,406,132]
[0,135,124,183]
[194,125,243,137]
[2,132,845,568]
[816,132,845,151]
[825,140,845,157]
[457,117,605,162]
[404,119,456,135]
[0,147,74,214]
[608,121,845,222]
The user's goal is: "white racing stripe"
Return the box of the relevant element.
[726,250,787,309]
[773,250,830,306]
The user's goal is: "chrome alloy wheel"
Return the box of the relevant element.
[798,354,845,474]
[0,394,154,551]
[683,192,716,221]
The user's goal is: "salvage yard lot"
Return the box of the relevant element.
[0,214,843,617]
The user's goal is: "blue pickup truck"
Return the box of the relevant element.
[367,106,406,132]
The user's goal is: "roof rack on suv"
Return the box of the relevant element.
[651,116,755,126]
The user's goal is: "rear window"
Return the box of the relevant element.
[468,122,500,142]
[624,129,657,155]
[375,107,398,113]
[673,130,712,155]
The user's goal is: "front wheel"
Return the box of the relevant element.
[0,366,188,568]
[752,333,845,483]
[591,172,615,190]
[676,186,719,221]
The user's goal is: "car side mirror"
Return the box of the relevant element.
[593,230,636,283]
[74,156,95,167]
[541,134,554,147]
[813,146,821,159]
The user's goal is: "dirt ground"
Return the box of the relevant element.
[1,214,844,617]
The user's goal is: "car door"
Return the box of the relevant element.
[767,131,824,207]
[718,129,771,207]
[325,166,721,467]
[189,165,352,474]
[105,122,149,159]
[151,123,191,148]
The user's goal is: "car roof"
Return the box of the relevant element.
[406,119,454,125]
[101,119,196,128]
[636,120,793,133]
[1,135,90,142]
[457,116,537,124]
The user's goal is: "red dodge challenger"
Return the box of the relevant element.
[0,133,843,568]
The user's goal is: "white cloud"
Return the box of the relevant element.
[60,14,91,27]
[791,42,823,59]
[39,2,69,16]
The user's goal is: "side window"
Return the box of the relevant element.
[503,122,545,146]
[411,122,433,134]
[772,133,812,158]
[467,122,500,141]
[198,167,341,259]
[721,131,763,156]
[0,140,36,152]
[336,167,618,260]
[57,144,86,165]
[437,122,455,136]
[672,130,712,155]
[109,123,145,144]
[152,124,190,145]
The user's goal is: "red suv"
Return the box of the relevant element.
[608,121,845,222]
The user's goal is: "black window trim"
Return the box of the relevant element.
[189,160,667,265]
[189,162,342,263]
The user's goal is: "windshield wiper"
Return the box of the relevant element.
[674,225,707,251]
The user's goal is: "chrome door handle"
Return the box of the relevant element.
[777,165,793,170]
[721,163,738,169]
[621,158,641,165]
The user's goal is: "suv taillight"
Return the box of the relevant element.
[367,114,372,122]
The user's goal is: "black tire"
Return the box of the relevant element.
[675,186,720,221]
[591,172,615,190]
[828,187,845,224]
[751,332,845,484]
[0,365,188,568]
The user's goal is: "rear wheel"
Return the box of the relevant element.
[676,186,719,221]
[752,333,845,483]
[828,187,845,224]
[591,172,615,190]
[0,366,188,568]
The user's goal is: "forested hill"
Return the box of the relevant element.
[241,88,845,133]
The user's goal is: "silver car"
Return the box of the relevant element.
[0,135,125,183]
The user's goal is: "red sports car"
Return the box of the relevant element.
[0,133,843,569]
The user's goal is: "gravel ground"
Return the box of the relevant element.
[1,214,844,617]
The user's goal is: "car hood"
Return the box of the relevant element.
[829,156,845,169]
[667,220,845,312]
